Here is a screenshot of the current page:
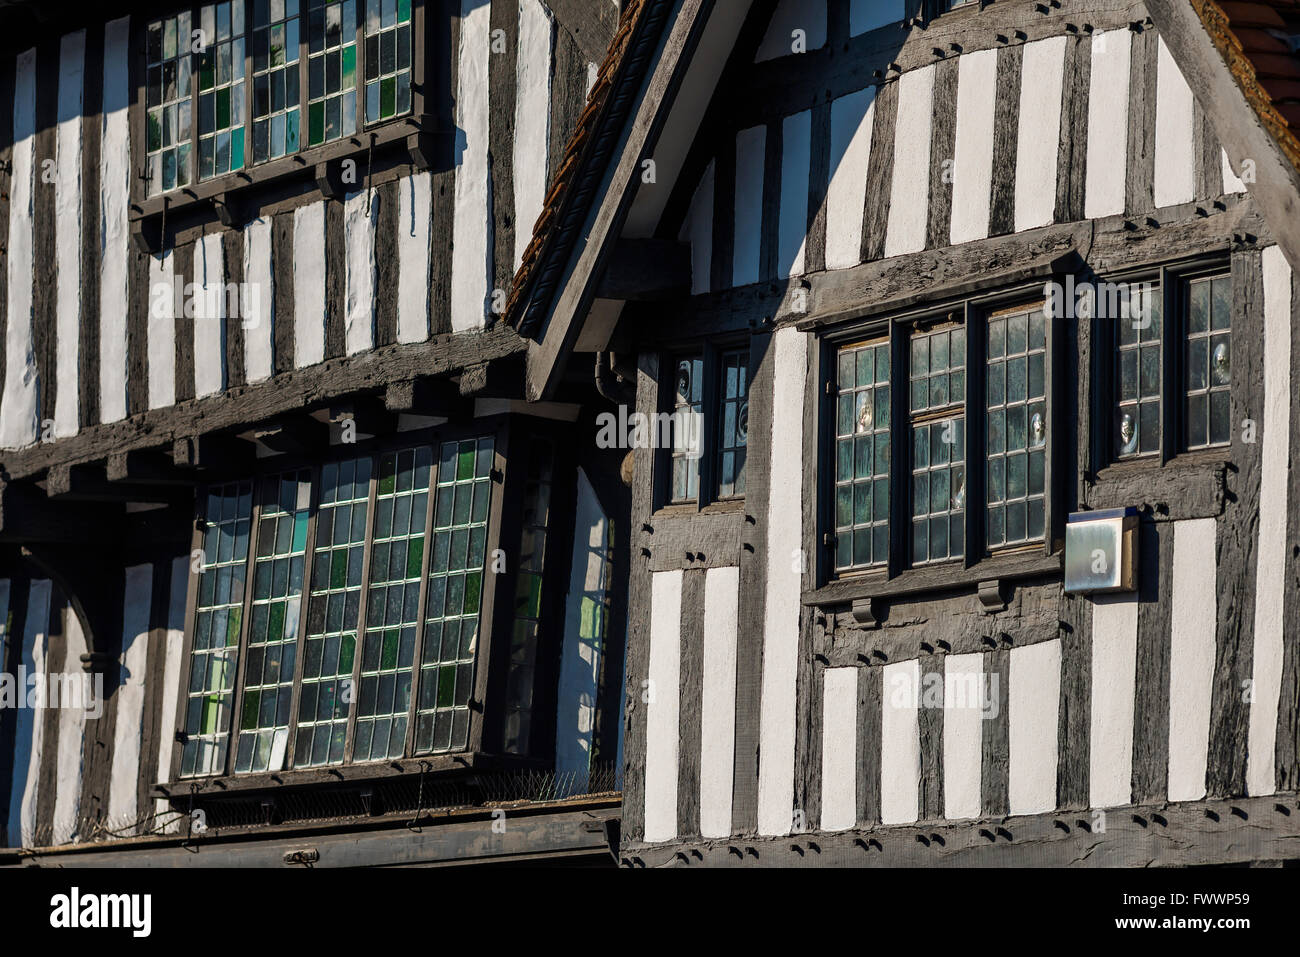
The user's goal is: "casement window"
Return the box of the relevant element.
[178,432,500,778]
[1110,268,1231,462]
[664,347,750,507]
[144,0,416,198]
[826,297,1054,579]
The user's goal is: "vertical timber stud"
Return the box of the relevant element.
[676,568,705,839]
[623,352,660,844]
[925,56,958,252]
[987,41,1022,239]
[859,78,897,264]
[1278,265,1300,792]
[1055,32,1090,225]
[1125,22,1157,218]
[981,647,1010,818]
[79,24,104,428]
[733,332,774,835]
[1130,518,1172,804]
[856,663,882,826]
[1206,249,1264,797]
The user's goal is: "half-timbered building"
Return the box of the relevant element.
[505,0,1300,867]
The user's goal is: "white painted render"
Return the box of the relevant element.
[147,251,176,409]
[106,564,153,833]
[193,232,227,398]
[7,579,51,848]
[755,0,826,62]
[1168,517,1218,801]
[154,556,190,832]
[880,658,920,825]
[1153,37,1196,209]
[777,110,812,279]
[644,569,683,842]
[1247,247,1292,796]
[679,160,714,295]
[700,565,739,839]
[1008,639,1061,816]
[243,217,275,383]
[943,652,984,820]
[825,86,875,271]
[2,48,38,449]
[51,603,87,846]
[514,0,554,270]
[554,469,609,794]
[450,0,492,333]
[397,172,433,344]
[293,202,327,367]
[54,30,85,440]
[733,125,766,287]
[820,666,857,832]
[1014,37,1067,232]
[1084,28,1132,219]
[344,189,377,356]
[949,48,997,245]
[99,18,131,424]
[757,327,807,835]
[1090,594,1138,808]
[884,63,935,258]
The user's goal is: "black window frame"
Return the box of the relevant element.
[1098,256,1234,470]
[817,282,1063,589]
[130,0,448,251]
[655,339,752,513]
[168,413,576,785]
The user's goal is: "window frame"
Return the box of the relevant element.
[1098,256,1234,471]
[130,0,443,248]
[655,339,752,514]
[168,415,526,784]
[816,282,1062,590]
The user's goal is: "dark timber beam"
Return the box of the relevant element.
[46,463,191,505]
[622,792,1300,868]
[172,433,258,471]
[252,417,330,457]
[0,479,118,544]
[106,449,199,486]
[1146,0,1300,269]
[328,398,397,438]
[383,376,464,416]
[595,238,691,301]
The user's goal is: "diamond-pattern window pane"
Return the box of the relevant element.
[234,469,310,773]
[182,481,253,777]
[834,340,891,571]
[307,0,357,146]
[251,0,301,163]
[197,1,248,179]
[715,349,749,499]
[501,438,549,755]
[986,307,1046,549]
[353,446,430,762]
[146,11,195,196]
[1114,283,1163,458]
[1184,275,1232,450]
[296,455,371,767]
[363,0,412,123]
[416,437,494,754]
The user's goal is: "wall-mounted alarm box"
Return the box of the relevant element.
[1064,507,1139,595]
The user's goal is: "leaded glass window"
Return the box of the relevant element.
[986,307,1046,548]
[670,356,704,503]
[364,0,413,123]
[716,349,749,498]
[834,339,891,571]
[503,439,552,754]
[353,446,430,762]
[1115,283,1162,458]
[1184,275,1232,450]
[182,481,253,776]
[235,469,309,773]
[297,456,370,767]
[307,0,358,147]
[251,0,300,163]
[909,324,965,564]
[417,437,493,754]
[146,11,195,196]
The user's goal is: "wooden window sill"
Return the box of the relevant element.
[1086,453,1228,520]
[804,549,1062,608]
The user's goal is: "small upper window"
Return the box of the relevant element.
[1111,271,1231,460]
[664,348,750,507]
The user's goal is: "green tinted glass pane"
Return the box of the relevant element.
[380,75,395,118]
[398,0,410,22]
[230,126,245,170]
[342,44,356,87]
[309,100,324,144]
